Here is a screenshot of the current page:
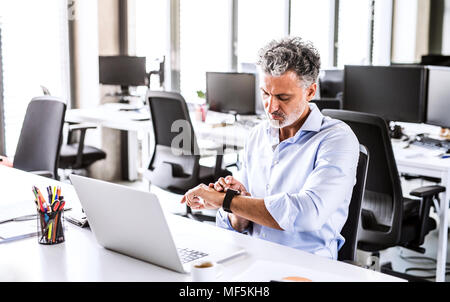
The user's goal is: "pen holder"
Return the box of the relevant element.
[37,209,65,245]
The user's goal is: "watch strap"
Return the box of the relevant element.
[223,189,239,213]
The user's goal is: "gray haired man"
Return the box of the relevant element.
[181,37,359,260]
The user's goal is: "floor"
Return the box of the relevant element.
[111,155,450,282]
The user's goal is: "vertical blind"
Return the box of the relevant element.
[0,0,70,157]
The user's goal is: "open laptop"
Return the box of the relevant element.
[69,174,245,273]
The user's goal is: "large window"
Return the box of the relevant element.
[336,0,373,67]
[290,0,334,68]
[134,0,396,98]
[0,0,70,156]
[135,0,169,91]
[237,0,287,65]
[179,0,232,103]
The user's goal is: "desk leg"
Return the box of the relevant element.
[436,172,449,282]
[120,130,138,181]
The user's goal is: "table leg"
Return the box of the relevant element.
[435,172,449,282]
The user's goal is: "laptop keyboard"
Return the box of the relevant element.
[177,247,208,264]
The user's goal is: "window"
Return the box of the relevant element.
[336,0,373,67]
[0,0,70,156]
[237,0,287,65]
[135,0,169,91]
[290,0,334,68]
[179,0,232,103]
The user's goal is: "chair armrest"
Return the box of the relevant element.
[68,123,98,132]
[30,170,54,179]
[410,185,445,198]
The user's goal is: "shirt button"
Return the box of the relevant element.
[266,184,270,190]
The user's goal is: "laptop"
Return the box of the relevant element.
[69,174,245,273]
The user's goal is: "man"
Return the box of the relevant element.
[181,37,359,260]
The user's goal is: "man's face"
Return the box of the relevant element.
[260,70,316,129]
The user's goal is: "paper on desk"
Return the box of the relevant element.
[231,260,354,282]
[0,199,36,222]
[0,220,36,239]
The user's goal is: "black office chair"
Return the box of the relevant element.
[12,96,66,179]
[144,91,232,222]
[59,122,107,174]
[323,109,445,279]
[338,144,369,262]
[310,98,342,111]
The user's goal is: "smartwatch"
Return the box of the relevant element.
[222,189,239,213]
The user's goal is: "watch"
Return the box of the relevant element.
[222,189,239,213]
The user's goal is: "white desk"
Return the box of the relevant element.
[391,123,450,282]
[0,166,403,282]
[65,104,152,181]
[65,105,250,180]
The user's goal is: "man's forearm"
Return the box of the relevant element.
[229,195,283,231]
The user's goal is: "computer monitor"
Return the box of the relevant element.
[421,55,450,67]
[206,72,256,115]
[426,66,450,128]
[319,69,344,99]
[343,65,427,123]
[99,56,147,88]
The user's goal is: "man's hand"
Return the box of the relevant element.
[180,183,225,210]
[213,176,248,195]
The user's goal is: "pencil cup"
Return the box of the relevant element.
[37,209,65,245]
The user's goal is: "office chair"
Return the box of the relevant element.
[338,144,369,262]
[144,91,232,222]
[12,96,66,179]
[310,98,342,111]
[323,109,445,280]
[58,122,107,175]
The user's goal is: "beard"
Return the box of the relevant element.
[266,102,307,129]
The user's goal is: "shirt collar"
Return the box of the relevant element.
[265,102,324,142]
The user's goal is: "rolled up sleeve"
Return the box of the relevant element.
[264,128,359,233]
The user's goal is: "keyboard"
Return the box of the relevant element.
[177,247,208,264]
[410,135,450,151]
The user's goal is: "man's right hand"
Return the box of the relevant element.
[210,176,251,233]
[212,176,248,195]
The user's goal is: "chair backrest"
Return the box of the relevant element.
[145,91,201,193]
[13,96,66,179]
[338,144,369,262]
[310,98,342,111]
[322,109,404,249]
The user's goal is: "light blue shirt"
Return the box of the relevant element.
[216,103,360,260]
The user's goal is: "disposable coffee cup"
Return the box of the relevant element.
[190,260,223,282]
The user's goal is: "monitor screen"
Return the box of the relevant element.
[319,69,344,98]
[206,72,256,115]
[343,65,427,123]
[99,56,147,86]
[426,66,450,128]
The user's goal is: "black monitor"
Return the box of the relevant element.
[99,56,147,88]
[319,69,344,98]
[343,65,427,123]
[421,54,450,67]
[206,72,256,115]
[426,66,450,128]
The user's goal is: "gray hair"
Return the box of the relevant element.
[257,36,321,88]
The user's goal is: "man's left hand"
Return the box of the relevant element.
[180,183,225,210]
